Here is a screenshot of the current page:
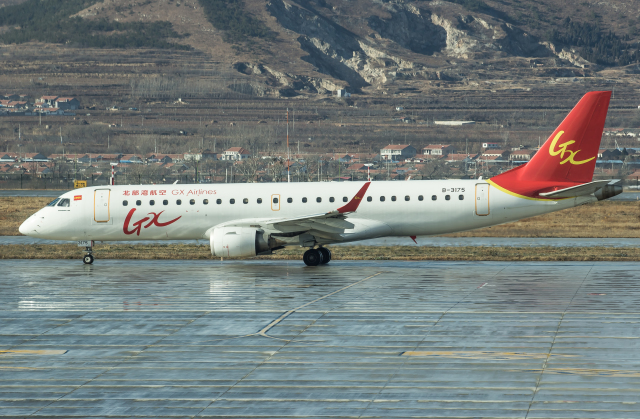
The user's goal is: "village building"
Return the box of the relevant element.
[54,97,80,110]
[510,149,537,161]
[423,144,456,156]
[220,147,251,161]
[380,144,417,161]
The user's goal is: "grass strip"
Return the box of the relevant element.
[1,244,639,262]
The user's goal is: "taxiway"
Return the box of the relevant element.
[1,260,639,418]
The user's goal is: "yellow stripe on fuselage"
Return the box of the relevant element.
[486,179,567,201]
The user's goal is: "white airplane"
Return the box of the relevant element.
[20,91,621,266]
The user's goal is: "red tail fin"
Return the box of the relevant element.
[490,91,611,198]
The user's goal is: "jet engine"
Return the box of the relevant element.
[594,183,622,201]
[210,226,281,257]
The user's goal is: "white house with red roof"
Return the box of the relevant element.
[36,96,58,107]
[221,147,251,161]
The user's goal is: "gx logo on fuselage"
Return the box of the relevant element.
[123,208,181,236]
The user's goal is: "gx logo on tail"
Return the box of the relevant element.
[549,131,595,165]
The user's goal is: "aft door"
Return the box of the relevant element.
[94,189,111,222]
[271,194,280,211]
[475,183,490,216]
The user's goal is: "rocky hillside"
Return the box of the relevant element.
[2,0,639,97]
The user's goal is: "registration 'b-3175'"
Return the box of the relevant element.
[20,91,621,266]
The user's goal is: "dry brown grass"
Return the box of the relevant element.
[0,197,51,236]
[1,243,639,261]
[446,200,640,238]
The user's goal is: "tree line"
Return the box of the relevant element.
[0,0,189,49]
[198,0,274,44]
[548,18,639,66]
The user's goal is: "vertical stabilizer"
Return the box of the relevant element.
[490,91,611,198]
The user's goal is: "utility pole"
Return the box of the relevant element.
[287,108,290,183]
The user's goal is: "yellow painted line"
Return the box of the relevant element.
[402,351,578,360]
[0,366,45,370]
[0,349,67,356]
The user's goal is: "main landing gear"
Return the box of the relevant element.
[303,247,332,266]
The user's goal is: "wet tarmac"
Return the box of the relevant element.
[2,259,640,418]
[4,235,640,248]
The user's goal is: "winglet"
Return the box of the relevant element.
[337,182,371,214]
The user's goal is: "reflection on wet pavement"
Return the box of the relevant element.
[1,259,640,417]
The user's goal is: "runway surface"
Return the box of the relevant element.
[1,259,640,418]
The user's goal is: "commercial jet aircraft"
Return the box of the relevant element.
[20,91,621,266]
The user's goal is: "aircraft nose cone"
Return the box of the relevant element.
[18,219,29,235]
[19,216,36,236]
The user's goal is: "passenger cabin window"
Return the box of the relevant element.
[203,199,209,204]
[47,198,60,207]
[445,195,451,201]
[190,199,195,205]
[432,195,437,201]
[57,198,70,207]
[243,198,248,204]
[330,197,335,203]
[216,199,222,204]
[459,195,464,201]
[380,196,385,202]
[136,200,142,206]
[123,200,128,206]
[287,198,293,203]
[316,197,322,203]
[150,200,155,206]
[405,196,410,201]
[273,197,278,204]
[257,198,262,204]
[302,197,307,203]
[230,199,235,204]
[391,196,397,202]
[177,199,182,205]
[418,195,424,201]
[343,197,348,202]
[163,200,168,205]
[367,196,372,202]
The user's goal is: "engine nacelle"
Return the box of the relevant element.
[595,183,622,201]
[210,226,273,257]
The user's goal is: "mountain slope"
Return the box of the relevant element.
[1,0,638,96]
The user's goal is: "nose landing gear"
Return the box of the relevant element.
[78,240,95,264]
[303,247,331,266]
[83,253,94,264]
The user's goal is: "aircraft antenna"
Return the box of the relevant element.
[287,108,290,182]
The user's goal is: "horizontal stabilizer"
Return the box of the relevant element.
[539,180,616,198]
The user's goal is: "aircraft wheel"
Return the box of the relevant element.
[83,254,94,265]
[303,249,323,266]
[318,247,331,264]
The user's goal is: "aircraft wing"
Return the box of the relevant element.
[220,182,371,241]
[539,180,615,198]
[263,182,371,240]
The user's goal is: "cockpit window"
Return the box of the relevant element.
[57,198,70,207]
[47,198,60,207]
